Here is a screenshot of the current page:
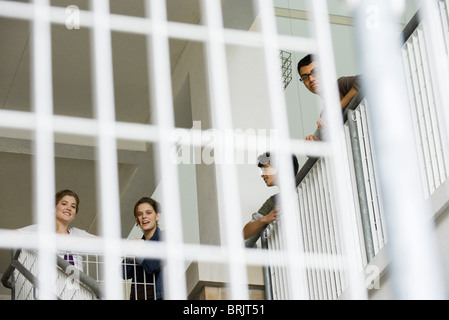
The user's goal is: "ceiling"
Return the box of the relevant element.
[0,0,200,274]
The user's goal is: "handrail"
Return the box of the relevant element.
[1,248,103,300]
[1,249,59,300]
[1,249,21,290]
[264,5,425,299]
[55,254,103,299]
[294,89,365,188]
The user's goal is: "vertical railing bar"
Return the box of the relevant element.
[354,108,380,254]
[313,167,328,299]
[305,177,319,299]
[261,230,273,300]
[314,167,332,299]
[307,175,319,299]
[402,43,431,197]
[145,0,187,300]
[414,30,439,192]
[31,0,57,300]
[316,160,337,299]
[439,0,449,51]
[360,103,388,247]
[310,170,326,299]
[270,225,281,299]
[309,0,368,299]
[424,0,449,185]
[90,0,122,300]
[357,106,382,252]
[268,226,280,300]
[277,223,289,300]
[347,109,375,262]
[297,186,312,299]
[414,32,437,193]
[418,26,447,187]
[419,28,443,178]
[321,158,345,295]
[409,37,433,194]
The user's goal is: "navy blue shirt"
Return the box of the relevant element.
[122,227,163,300]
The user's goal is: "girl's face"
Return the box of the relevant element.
[56,195,77,225]
[135,203,160,233]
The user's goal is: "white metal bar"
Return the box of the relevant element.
[255,0,308,300]
[145,0,187,300]
[200,0,249,300]
[297,186,312,300]
[319,159,344,297]
[308,0,368,299]
[316,160,338,299]
[90,0,122,300]
[440,0,449,53]
[422,0,449,192]
[353,109,380,255]
[402,42,431,197]
[358,105,385,252]
[315,161,337,299]
[309,174,325,299]
[418,23,448,189]
[0,1,317,54]
[417,27,447,189]
[353,0,446,299]
[414,30,439,193]
[31,0,57,300]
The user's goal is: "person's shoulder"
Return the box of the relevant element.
[258,193,279,215]
[69,227,96,237]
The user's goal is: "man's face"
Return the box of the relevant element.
[260,162,277,187]
[299,61,319,94]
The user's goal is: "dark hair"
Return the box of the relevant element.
[297,54,315,74]
[55,189,80,213]
[257,152,299,177]
[133,197,161,218]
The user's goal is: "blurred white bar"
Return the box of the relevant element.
[308,0,368,299]
[353,0,446,299]
[255,0,309,300]
[90,0,122,300]
[418,0,449,197]
[31,0,57,300]
[201,0,249,300]
[0,109,331,158]
[145,0,187,300]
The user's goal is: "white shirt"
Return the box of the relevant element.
[17,224,96,272]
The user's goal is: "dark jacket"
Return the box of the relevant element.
[122,227,163,300]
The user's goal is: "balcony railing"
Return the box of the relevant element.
[1,248,159,300]
[262,1,449,300]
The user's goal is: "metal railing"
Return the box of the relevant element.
[262,1,449,299]
[1,249,102,300]
[1,249,159,300]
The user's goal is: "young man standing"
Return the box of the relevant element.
[243,152,299,248]
[297,54,361,141]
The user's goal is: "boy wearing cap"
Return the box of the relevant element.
[243,152,299,248]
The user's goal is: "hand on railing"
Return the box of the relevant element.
[260,206,280,225]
